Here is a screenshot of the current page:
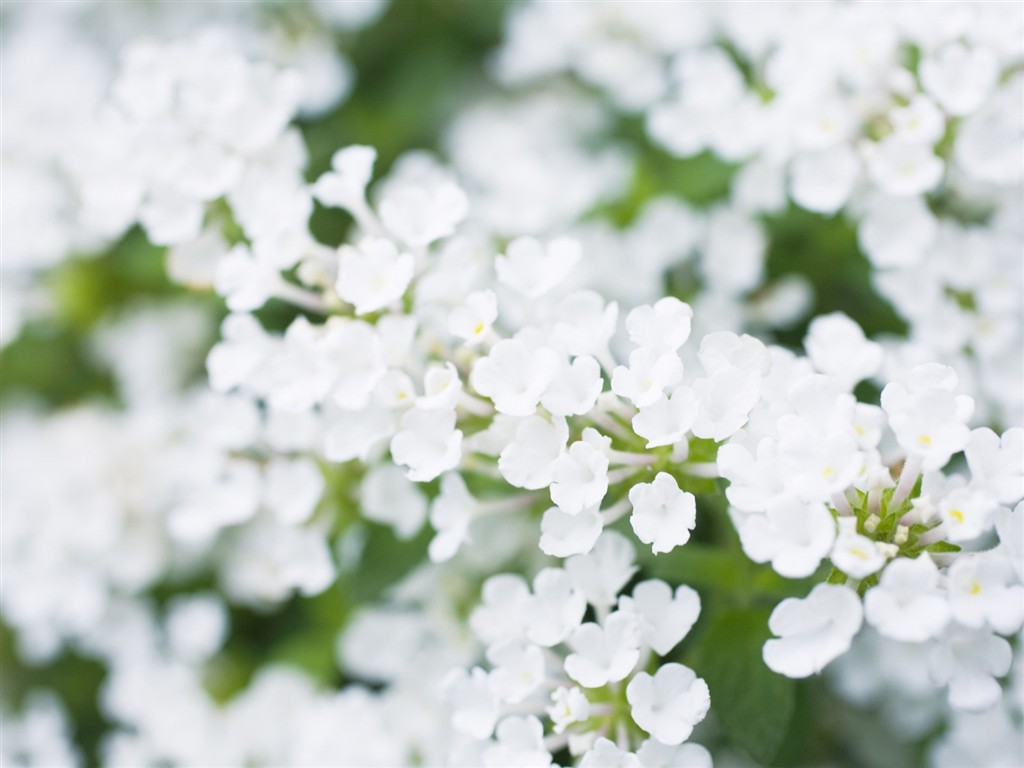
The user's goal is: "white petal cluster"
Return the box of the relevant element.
[447,533,710,764]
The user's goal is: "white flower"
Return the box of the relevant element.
[389,407,462,482]
[627,663,710,746]
[718,438,786,514]
[804,313,883,390]
[920,43,999,117]
[697,332,771,377]
[311,144,376,211]
[263,457,324,525]
[379,181,468,248]
[449,289,497,347]
[220,520,335,605]
[863,555,950,642]
[763,584,863,678]
[890,95,945,144]
[335,237,415,315]
[789,146,859,214]
[611,347,684,408]
[881,364,974,471]
[540,356,604,417]
[548,687,590,734]
[539,506,603,558]
[374,369,416,409]
[324,318,388,410]
[965,428,1024,506]
[626,298,693,351]
[865,136,944,196]
[579,739,642,768]
[360,463,427,539]
[471,575,532,647]
[214,243,280,312]
[857,194,936,269]
[629,473,697,555]
[938,488,999,542]
[830,517,886,578]
[498,415,568,490]
[738,497,836,578]
[443,667,499,739]
[955,80,1024,185]
[495,236,580,299]
[691,370,761,442]
[565,531,638,610]
[164,594,227,663]
[483,716,552,768]
[550,429,610,515]
[632,386,698,449]
[618,580,700,656]
[487,643,546,704]
[417,362,463,410]
[636,739,712,768]
[548,290,618,358]
[777,420,863,503]
[525,568,587,648]
[946,553,1024,635]
[207,313,273,394]
[565,612,641,688]
[169,458,262,542]
[471,337,561,416]
[428,472,475,563]
[928,626,1013,712]
[322,405,394,463]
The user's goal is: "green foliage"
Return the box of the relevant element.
[696,609,795,765]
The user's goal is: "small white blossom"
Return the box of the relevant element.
[763,584,863,678]
[629,473,697,555]
[863,555,950,642]
[389,408,462,482]
[627,663,710,746]
[550,429,611,515]
[335,237,415,315]
[565,612,641,688]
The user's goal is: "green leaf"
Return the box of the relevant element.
[924,540,962,554]
[697,609,796,765]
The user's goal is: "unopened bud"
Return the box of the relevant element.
[876,542,899,559]
[864,514,881,534]
[893,525,909,545]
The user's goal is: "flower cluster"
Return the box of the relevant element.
[445,532,711,767]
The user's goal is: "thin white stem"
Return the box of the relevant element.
[543,733,570,754]
[595,345,619,376]
[587,409,633,440]
[479,492,542,515]
[607,449,655,467]
[918,523,948,547]
[891,453,923,508]
[601,498,632,526]
[683,461,719,478]
[607,466,644,484]
[502,700,550,717]
[459,456,504,480]
[272,279,330,314]
[458,392,494,417]
[868,487,883,514]
[845,487,861,509]
[831,492,853,516]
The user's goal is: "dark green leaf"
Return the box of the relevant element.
[697,609,796,765]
